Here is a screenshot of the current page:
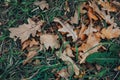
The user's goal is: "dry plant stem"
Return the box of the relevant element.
[27,69,40,79]
[0,40,4,56]
[112,71,120,80]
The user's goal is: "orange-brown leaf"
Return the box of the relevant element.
[23,51,37,65]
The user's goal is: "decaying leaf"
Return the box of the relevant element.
[23,51,38,65]
[40,34,60,49]
[78,33,101,63]
[65,47,74,57]
[34,0,49,10]
[57,68,70,80]
[87,6,98,21]
[56,51,79,75]
[98,0,117,12]
[22,38,39,50]
[101,25,120,39]
[89,1,117,26]
[54,18,77,41]
[9,18,44,42]
[70,10,79,24]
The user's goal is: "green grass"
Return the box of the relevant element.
[0,0,120,80]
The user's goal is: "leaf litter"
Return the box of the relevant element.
[8,0,120,79]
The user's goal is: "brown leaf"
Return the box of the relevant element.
[65,47,74,57]
[22,40,31,50]
[40,34,60,49]
[89,1,117,26]
[57,69,70,79]
[70,10,79,24]
[22,38,39,50]
[54,18,77,41]
[87,6,98,21]
[23,51,38,65]
[9,18,44,42]
[56,51,79,75]
[78,33,101,63]
[98,1,117,12]
[34,0,49,10]
[101,25,120,39]
[0,22,2,26]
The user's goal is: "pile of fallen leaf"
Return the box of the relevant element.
[9,0,120,79]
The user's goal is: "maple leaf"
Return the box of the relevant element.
[40,34,60,49]
[54,18,77,41]
[34,0,49,10]
[9,18,44,43]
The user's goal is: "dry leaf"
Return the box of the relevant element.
[22,38,39,50]
[83,23,97,35]
[78,33,101,63]
[54,18,77,41]
[34,0,49,10]
[79,2,87,14]
[98,1,117,12]
[70,10,79,24]
[40,34,60,49]
[65,1,70,12]
[23,51,37,65]
[101,25,120,39]
[0,22,2,26]
[65,47,74,57]
[57,69,69,80]
[114,66,120,71]
[22,40,31,50]
[78,24,88,40]
[89,1,117,26]
[9,18,44,42]
[33,59,40,65]
[87,6,98,21]
[56,51,79,75]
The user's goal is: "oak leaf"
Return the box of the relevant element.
[101,25,120,39]
[98,1,117,12]
[22,38,39,50]
[70,10,79,24]
[57,69,70,79]
[34,0,49,10]
[54,18,77,41]
[56,51,79,75]
[78,33,101,63]
[23,51,38,65]
[9,18,44,42]
[40,34,60,49]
